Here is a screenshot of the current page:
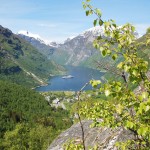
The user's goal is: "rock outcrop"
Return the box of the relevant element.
[48,120,134,150]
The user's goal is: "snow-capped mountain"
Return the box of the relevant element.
[17,30,59,56]
[17,30,59,47]
[53,25,139,66]
[18,30,41,40]
[17,26,139,67]
[49,26,105,66]
[17,26,105,65]
[64,26,104,44]
[79,26,104,38]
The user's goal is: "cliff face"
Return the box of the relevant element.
[48,120,134,150]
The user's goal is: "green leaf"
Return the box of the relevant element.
[142,92,149,99]
[138,103,146,114]
[145,105,150,112]
[124,65,130,72]
[115,85,121,92]
[117,62,123,69]
[137,127,148,136]
[132,69,138,76]
[99,19,103,26]
[86,10,90,16]
[102,50,107,57]
[112,54,118,60]
[95,9,102,17]
[90,80,101,88]
[100,47,104,51]
[126,121,134,128]
[116,104,123,114]
[112,23,117,28]
[105,90,110,96]
[131,26,135,32]
[146,39,150,46]
[82,3,87,9]
[93,19,97,27]
[93,42,99,49]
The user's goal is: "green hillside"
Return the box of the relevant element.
[0,25,65,88]
[0,80,72,149]
[136,30,150,64]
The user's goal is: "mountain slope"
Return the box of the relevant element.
[17,27,104,67]
[0,80,72,149]
[17,26,144,71]
[0,25,65,87]
[17,30,58,57]
[49,26,105,66]
[51,26,139,67]
[136,31,150,70]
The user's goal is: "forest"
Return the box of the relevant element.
[0,80,72,149]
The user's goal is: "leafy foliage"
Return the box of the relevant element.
[65,0,150,149]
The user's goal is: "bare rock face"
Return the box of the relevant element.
[48,120,134,150]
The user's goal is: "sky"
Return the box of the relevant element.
[0,0,150,42]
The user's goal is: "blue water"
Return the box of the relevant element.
[36,66,104,91]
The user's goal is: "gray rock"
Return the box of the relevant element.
[48,120,134,150]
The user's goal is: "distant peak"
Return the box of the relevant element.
[17,30,41,40]
[77,26,104,39]
[17,30,59,47]
[86,26,103,31]
[83,26,104,35]
[64,36,76,43]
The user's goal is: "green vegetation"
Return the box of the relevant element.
[147,27,150,34]
[49,49,70,65]
[0,25,65,88]
[0,80,72,149]
[65,0,150,149]
[1,1,150,149]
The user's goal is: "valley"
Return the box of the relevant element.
[0,25,65,88]
[18,26,112,69]
[0,15,150,149]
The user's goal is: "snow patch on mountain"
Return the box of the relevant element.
[81,26,104,37]
[63,26,104,45]
[18,30,41,40]
[17,30,59,47]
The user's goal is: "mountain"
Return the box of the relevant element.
[17,27,106,68]
[136,30,150,68]
[0,25,65,87]
[17,30,59,57]
[51,26,140,66]
[49,26,109,67]
[17,26,141,70]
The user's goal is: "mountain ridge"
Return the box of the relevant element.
[0,25,65,87]
[17,26,140,70]
[18,30,59,47]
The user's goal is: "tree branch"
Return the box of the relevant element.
[76,82,89,150]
